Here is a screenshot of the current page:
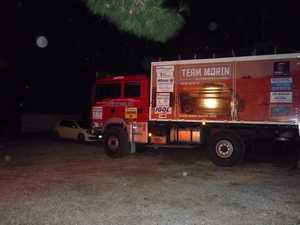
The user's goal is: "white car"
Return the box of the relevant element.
[54,120,98,142]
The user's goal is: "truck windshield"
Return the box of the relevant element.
[96,83,121,101]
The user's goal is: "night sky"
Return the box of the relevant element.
[3,0,300,116]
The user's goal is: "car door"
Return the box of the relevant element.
[67,121,80,140]
[60,120,75,139]
[57,120,69,138]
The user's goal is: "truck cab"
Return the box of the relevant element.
[91,75,149,156]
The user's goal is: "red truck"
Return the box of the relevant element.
[91,53,300,166]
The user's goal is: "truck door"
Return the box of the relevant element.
[124,80,149,122]
[92,82,121,126]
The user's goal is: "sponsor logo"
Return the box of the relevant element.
[154,106,172,114]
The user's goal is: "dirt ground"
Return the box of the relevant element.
[0,137,299,225]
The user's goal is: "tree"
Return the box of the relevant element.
[82,0,186,42]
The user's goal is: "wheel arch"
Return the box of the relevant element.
[103,124,131,158]
[103,118,128,134]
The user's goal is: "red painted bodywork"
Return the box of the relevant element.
[150,55,300,125]
[92,54,300,134]
[91,75,149,128]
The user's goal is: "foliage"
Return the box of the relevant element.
[83,0,185,42]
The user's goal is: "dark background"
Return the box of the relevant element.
[1,0,300,133]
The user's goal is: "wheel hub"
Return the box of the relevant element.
[216,140,234,159]
[107,136,120,151]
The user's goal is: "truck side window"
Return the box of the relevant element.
[96,83,121,100]
[125,82,141,98]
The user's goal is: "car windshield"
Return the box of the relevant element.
[77,121,90,128]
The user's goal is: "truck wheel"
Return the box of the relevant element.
[104,127,130,158]
[208,131,245,167]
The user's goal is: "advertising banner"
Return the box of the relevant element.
[151,56,299,124]
[154,93,172,115]
[125,107,138,120]
[270,92,293,103]
[270,105,291,116]
[273,61,290,76]
[271,78,293,91]
[92,106,103,120]
[156,66,175,93]
[175,63,234,120]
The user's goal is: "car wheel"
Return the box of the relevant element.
[208,131,245,167]
[104,126,130,158]
[53,131,60,140]
[77,133,85,143]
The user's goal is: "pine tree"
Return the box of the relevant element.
[83,0,186,42]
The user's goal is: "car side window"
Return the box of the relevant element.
[69,121,78,128]
[59,120,69,127]
[60,120,77,128]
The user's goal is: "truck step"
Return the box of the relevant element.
[145,144,201,149]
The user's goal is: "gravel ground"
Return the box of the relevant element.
[0,138,299,225]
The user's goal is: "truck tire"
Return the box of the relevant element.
[104,126,130,158]
[208,131,245,167]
